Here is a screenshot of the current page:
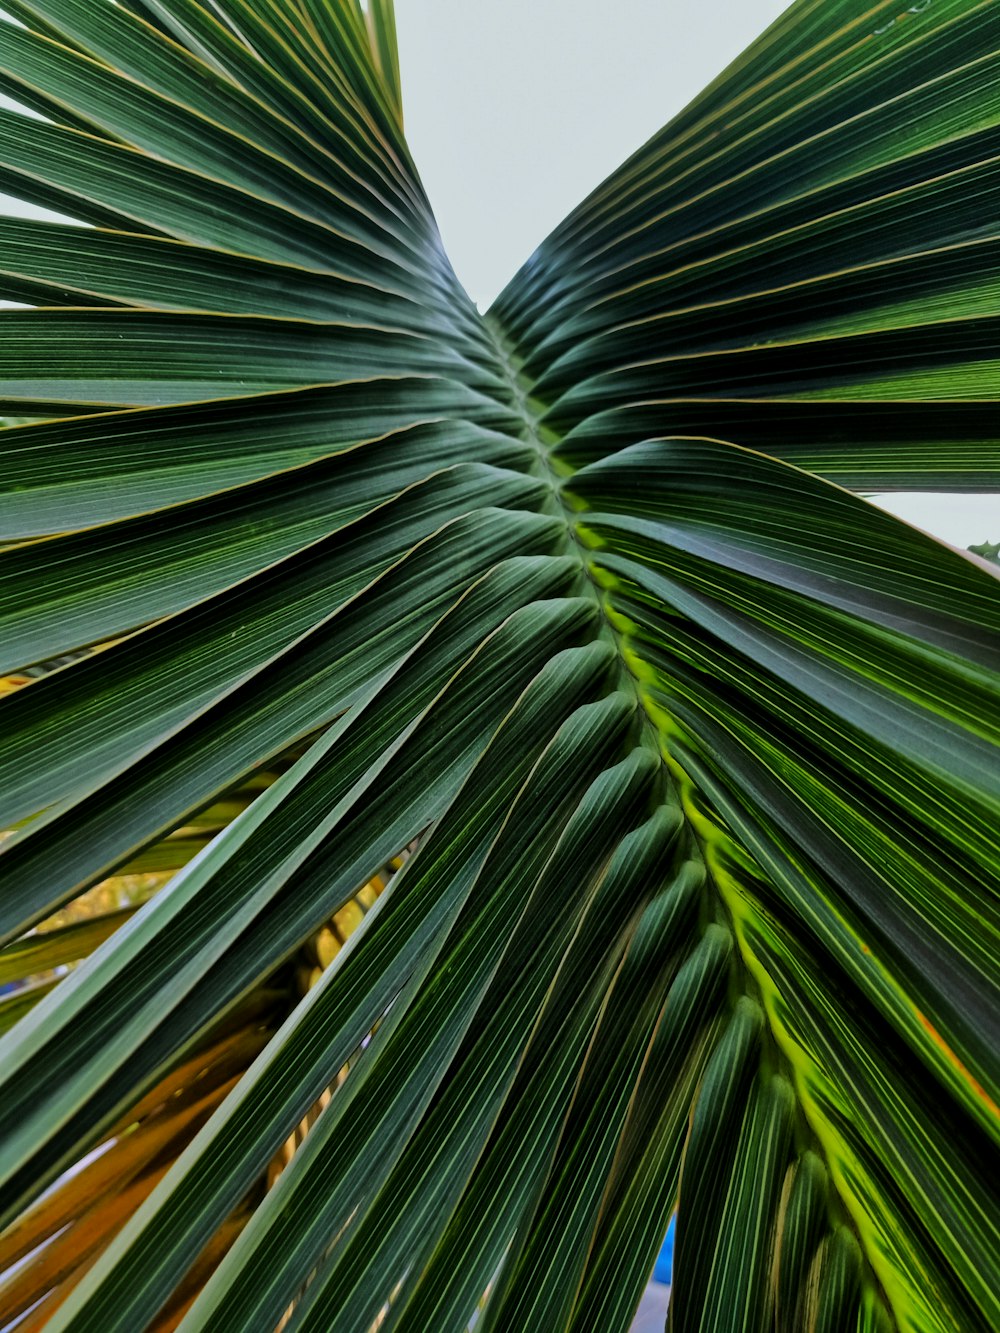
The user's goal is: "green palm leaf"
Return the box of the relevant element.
[0,2,996,1331]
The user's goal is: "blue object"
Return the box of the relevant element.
[653,1216,676,1285]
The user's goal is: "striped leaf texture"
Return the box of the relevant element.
[0,2,997,1331]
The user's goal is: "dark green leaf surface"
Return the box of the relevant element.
[0,3,996,1332]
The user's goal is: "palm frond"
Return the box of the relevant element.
[0,3,996,1331]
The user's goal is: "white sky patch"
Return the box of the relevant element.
[395,0,789,309]
[395,0,999,549]
[870,493,999,549]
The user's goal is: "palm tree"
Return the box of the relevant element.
[0,1,996,1329]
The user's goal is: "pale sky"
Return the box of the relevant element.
[394,0,999,550]
[395,0,789,309]
[0,1,996,549]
